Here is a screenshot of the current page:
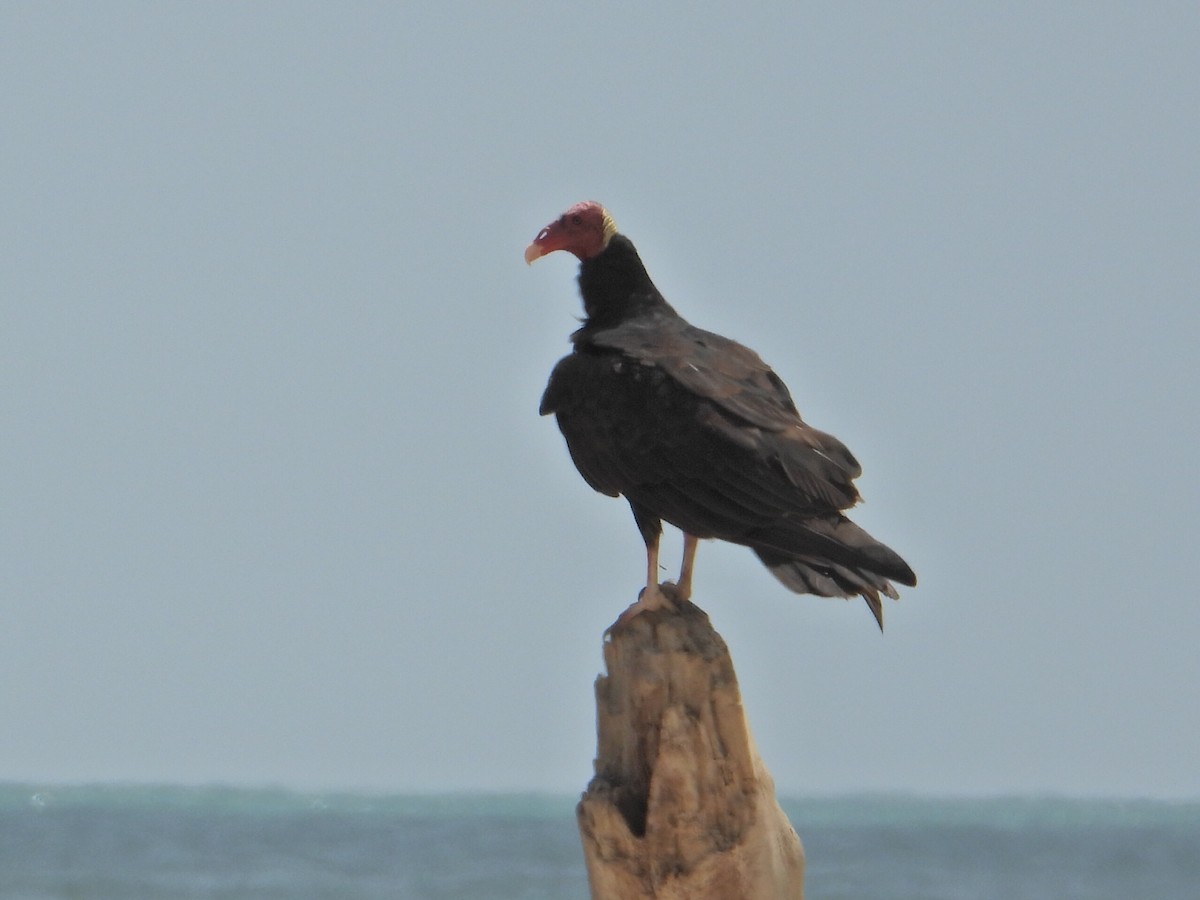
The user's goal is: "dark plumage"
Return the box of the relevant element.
[527,201,915,628]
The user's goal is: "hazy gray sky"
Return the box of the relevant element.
[3,3,1197,798]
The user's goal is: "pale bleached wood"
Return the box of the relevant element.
[577,596,805,899]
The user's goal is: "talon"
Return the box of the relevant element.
[611,581,676,630]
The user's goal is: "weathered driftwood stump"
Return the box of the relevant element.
[577,595,805,899]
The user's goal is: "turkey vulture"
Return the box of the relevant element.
[527,201,915,628]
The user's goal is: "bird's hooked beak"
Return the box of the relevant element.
[524,224,561,265]
[524,238,547,265]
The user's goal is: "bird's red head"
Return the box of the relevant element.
[524,201,618,264]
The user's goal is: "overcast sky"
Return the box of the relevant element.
[3,3,1197,799]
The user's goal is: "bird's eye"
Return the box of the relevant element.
[572,215,582,226]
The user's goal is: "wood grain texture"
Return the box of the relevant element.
[577,596,805,899]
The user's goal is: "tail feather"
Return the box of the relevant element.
[750,516,915,631]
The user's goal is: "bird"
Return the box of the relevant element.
[526,201,915,629]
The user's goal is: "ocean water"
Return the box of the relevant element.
[2,784,1197,899]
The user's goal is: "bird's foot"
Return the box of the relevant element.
[610,582,678,631]
[662,579,691,603]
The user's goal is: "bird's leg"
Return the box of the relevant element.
[645,532,661,597]
[630,529,673,613]
[611,504,675,627]
[674,532,699,602]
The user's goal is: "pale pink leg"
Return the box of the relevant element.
[675,533,698,602]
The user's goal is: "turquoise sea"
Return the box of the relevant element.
[2,784,1197,899]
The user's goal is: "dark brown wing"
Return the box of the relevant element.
[587,318,863,510]
[540,352,626,498]
[541,319,916,616]
[587,317,801,429]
